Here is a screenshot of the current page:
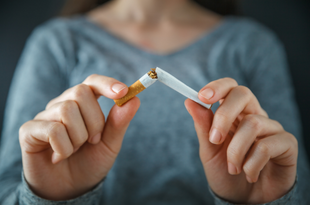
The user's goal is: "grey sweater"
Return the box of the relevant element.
[0,16,308,204]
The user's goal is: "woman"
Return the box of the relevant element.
[0,0,309,204]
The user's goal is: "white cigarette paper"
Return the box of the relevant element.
[140,73,157,88]
[155,67,212,109]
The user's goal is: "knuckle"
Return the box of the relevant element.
[290,136,299,158]
[256,141,270,156]
[236,86,252,97]
[59,100,79,116]
[286,132,298,150]
[34,110,44,120]
[223,77,238,86]
[85,74,99,82]
[47,122,66,139]
[19,122,28,137]
[227,147,240,163]
[71,84,91,100]
[19,121,30,143]
[243,114,262,130]
[46,98,57,110]
[47,122,73,156]
[291,135,298,148]
[273,120,284,130]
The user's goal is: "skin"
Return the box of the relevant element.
[87,0,222,55]
[19,0,298,203]
[186,79,297,203]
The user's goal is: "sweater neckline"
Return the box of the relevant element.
[78,15,232,58]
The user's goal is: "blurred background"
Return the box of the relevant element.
[0,0,309,159]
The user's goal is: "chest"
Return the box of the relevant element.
[99,22,215,55]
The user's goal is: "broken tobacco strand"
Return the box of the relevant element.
[148,68,158,79]
[114,69,158,106]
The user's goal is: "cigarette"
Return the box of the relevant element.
[114,69,158,106]
[155,67,212,109]
[114,68,212,109]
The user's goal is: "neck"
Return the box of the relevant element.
[109,0,197,23]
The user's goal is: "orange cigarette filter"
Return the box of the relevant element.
[114,80,146,106]
[114,69,158,106]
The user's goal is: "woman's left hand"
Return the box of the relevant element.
[185,78,297,204]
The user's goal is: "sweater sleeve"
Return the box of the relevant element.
[18,173,105,205]
[209,178,298,205]
[0,20,103,204]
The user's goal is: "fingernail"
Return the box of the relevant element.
[246,175,253,183]
[228,162,238,175]
[91,133,101,144]
[200,88,214,100]
[209,128,222,144]
[112,83,127,94]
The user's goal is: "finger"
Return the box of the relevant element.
[226,115,284,175]
[83,74,128,99]
[209,86,267,144]
[19,120,74,164]
[101,97,140,156]
[184,99,219,163]
[242,133,298,183]
[48,75,128,108]
[35,101,88,150]
[198,77,238,104]
[46,84,105,143]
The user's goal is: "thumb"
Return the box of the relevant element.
[185,99,221,162]
[101,97,140,155]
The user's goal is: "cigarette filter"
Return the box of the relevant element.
[114,70,157,106]
[155,67,212,109]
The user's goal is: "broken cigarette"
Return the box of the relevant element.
[114,69,158,106]
[114,67,212,109]
[155,67,212,109]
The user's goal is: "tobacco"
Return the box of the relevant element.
[148,68,158,79]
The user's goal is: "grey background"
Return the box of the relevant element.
[0,0,309,160]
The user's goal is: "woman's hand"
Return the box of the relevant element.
[19,74,140,201]
[185,78,297,204]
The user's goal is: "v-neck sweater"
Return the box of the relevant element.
[0,15,307,204]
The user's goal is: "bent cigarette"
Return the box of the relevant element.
[114,68,212,109]
[114,69,157,106]
[155,67,212,109]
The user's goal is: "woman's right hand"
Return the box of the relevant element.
[19,74,140,201]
